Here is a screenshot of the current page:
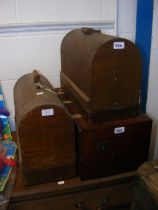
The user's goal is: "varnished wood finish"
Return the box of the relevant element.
[131,160,158,210]
[57,89,152,180]
[8,163,135,210]
[60,28,142,122]
[13,72,76,185]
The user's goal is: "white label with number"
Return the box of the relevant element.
[41,108,54,116]
[114,127,125,134]
[113,42,125,49]
[58,180,65,185]
[36,91,44,95]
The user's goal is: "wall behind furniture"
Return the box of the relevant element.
[146,0,158,159]
[0,0,137,131]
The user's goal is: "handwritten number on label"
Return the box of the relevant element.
[113,42,125,49]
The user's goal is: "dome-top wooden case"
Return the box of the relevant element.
[61,28,142,122]
[14,70,76,185]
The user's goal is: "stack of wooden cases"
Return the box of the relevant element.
[59,28,152,180]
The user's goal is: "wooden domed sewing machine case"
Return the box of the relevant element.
[60,28,142,122]
[14,70,76,185]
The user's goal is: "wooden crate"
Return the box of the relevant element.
[57,88,152,180]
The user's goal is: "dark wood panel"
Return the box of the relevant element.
[57,89,152,180]
[9,165,135,210]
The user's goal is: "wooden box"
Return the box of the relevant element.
[14,71,76,185]
[8,163,136,210]
[57,88,152,180]
[131,160,158,210]
[60,28,142,122]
